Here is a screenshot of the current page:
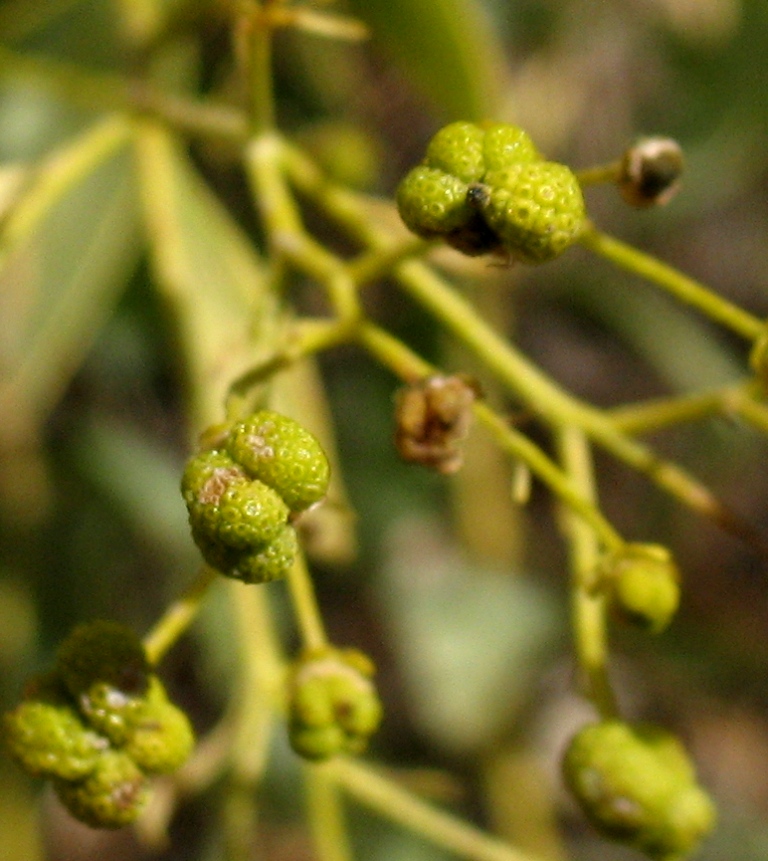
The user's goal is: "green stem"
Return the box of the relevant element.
[556,426,619,719]
[143,565,219,665]
[580,225,764,341]
[304,764,355,861]
[331,758,550,861]
[286,551,329,651]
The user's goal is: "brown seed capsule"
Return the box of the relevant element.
[394,374,480,474]
[618,137,684,208]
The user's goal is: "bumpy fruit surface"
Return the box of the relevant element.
[226,411,330,512]
[4,696,105,780]
[55,621,151,745]
[602,544,680,634]
[54,749,150,829]
[479,162,586,262]
[124,677,195,775]
[288,648,383,760]
[396,120,583,263]
[234,523,299,584]
[563,720,716,860]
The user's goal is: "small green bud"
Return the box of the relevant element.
[563,720,716,860]
[55,621,150,745]
[479,161,586,262]
[288,647,383,761]
[124,677,194,775]
[54,749,150,829]
[3,686,106,781]
[602,544,680,634]
[226,411,330,513]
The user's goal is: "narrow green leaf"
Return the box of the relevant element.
[133,120,269,430]
[0,114,139,442]
[347,0,510,121]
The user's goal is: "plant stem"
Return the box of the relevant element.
[143,565,219,665]
[304,765,355,861]
[557,426,619,718]
[579,225,764,341]
[286,551,329,651]
[331,758,551,861]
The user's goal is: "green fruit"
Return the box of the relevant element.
[424,121,486,183]
[54,749,150,829]
[226,411,330,512]
[481,122,540,171]
[55,621,150,744]
[563,721,716,860]
[288,648,382,761]
[234,524,299,584]
[604,544,680,633]
[4,695,106,781]
[181,450,250,537]
[396,166,473,239]
[124,677,194,775]
[479,161,586,262]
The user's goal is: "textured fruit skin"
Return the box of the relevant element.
[4,696,106,780]
[124,678,195,775]
[424,121,486,183]
[395,120,584,262]
[603,544,680,634]
[3,620,195,830]
[479,162,586,262]
[226,411,331,513]
[56,621,151,745]
[287,648,383,761]
[53,750,150,830]
[563,721,716,860]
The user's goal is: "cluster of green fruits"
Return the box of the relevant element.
[563,720,716,860]
[396,121,586,263]
[287,647,383,760]
[181,410,330,584]
[4,621,194,829]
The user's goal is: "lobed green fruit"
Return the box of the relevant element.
[54,749,150,830]
[55,621,150,745]
[226,411,330,513]
[563,720,716,860]
[424,121,486,183]
[124,677,195,775]
[604,544,680,634]
[288,648,383,761]
[3,694,106,781]
[479,161,586,262]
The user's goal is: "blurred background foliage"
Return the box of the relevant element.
[1,0,768,859]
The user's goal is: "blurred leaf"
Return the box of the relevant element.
[347,0,510,121]
[133,120,270,431]
[378,517,562,755]
[0,114,139,443]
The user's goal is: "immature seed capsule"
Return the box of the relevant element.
[287,647,383,760]
[563,720,716,860]
[226,411,330,513]
[55,621,150,745]
[396,165,474,239]
[124,677,195,775]
[53,749,150,829]
[424,121,486,183]
[480,161,586,262]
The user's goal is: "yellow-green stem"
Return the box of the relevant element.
[557,426,619,718]
[580,225,764,341]
[286,550,329,651]
[143,565,219,665]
